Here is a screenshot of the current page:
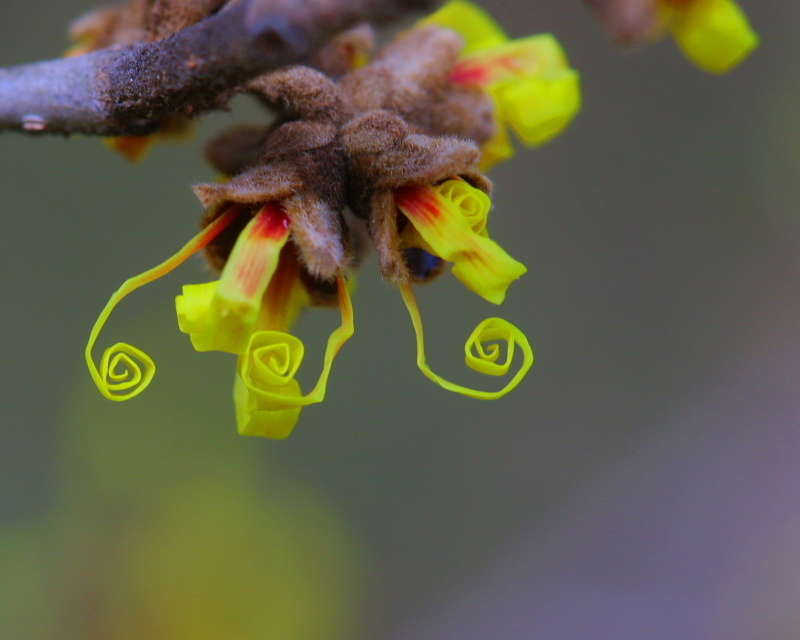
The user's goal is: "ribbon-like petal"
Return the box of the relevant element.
[86,205,241,401]
[400,282,534,399]
[233,277,355,438]
[178,202,291,354]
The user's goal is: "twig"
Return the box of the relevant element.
[0,0,438,136]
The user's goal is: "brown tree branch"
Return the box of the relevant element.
[0,0,439,136]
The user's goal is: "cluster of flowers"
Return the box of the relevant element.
[85,0,757,438]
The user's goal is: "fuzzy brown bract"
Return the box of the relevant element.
[193,23,496,289]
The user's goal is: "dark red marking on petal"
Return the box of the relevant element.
[451,54,529,87]
[252,202,291,240]
[234,202,291,298]
[395,185,444,226]
[450,61,492,86]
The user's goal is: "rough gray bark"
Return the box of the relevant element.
[0,0,439,136]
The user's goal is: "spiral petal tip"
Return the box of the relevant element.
[422,0,508,55]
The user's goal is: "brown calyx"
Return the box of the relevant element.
[196,117,351,284]
[341,109,491,283]
[196,23,496,286]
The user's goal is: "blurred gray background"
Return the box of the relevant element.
[2,1,800,638]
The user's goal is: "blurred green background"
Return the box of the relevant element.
[3,1,800,638]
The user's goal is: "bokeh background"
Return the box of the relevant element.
[2,1,800,638]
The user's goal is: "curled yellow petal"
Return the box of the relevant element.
[421,0,508,55]
[245,331,305,388]
[234,276,355,438]
[86,205,241,401]
[95,343,156,402]
[465,319,515,376]
[395,181,526,304]
[671,0,758,74]
[234,374,302,439]
[400,282,533,399]
[435,178,491,236]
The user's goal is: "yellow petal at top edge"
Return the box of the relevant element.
[494,69,581,147]
[421,0,508,55]
[672,0,758,74]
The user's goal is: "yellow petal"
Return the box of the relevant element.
[479,119,515,172]
[86,205,242,402]
[176,281,218,336]
[436,178,491,236]
[178,203,291,354]
[672,0,758,73]
[243,331,305,388]
[493,69,581,147]
[399,282,534,399]
[421,0,508,55]
[450,34,581,149]
[234,374,302,439]
[395,182,527,304]
[232,277,355,438]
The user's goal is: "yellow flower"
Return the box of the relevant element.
[177,204,352,439]
[176,202,293,355]
[393,178,534,398]
[395,179,526,305]
[86,202,353,439]
[659,0,759,73]
[424,0,581,170]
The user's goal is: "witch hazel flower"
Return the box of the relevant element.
[423,0,581,170]
[86,195,355,439]
[394,179,533,399]
[342,109,533,399]
[87,69,357,439]
[85,4,568,438]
